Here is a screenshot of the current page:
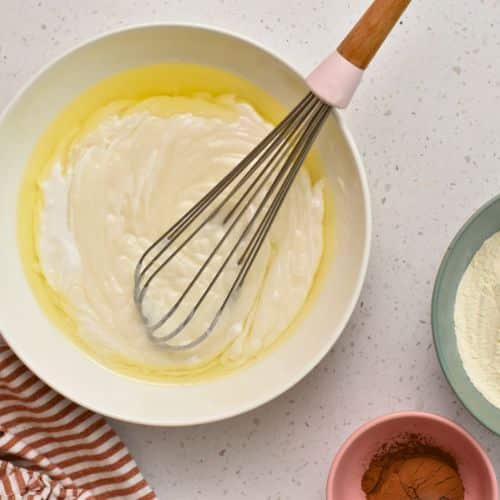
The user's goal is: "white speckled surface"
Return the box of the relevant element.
[2,0,500,498]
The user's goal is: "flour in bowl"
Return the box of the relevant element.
[454,230,500,408]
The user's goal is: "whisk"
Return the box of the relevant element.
[134,0,411,349]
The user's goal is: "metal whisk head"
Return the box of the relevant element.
[134,92,330,350]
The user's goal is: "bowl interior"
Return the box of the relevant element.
[0,26,369,425]
[328,414,497,500]
[432,195,500,434]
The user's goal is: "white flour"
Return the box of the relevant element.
[454,231,500,408]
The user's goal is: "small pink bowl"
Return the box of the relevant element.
[326,411,498,500]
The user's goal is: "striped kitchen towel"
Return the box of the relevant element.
[0,338,157,499]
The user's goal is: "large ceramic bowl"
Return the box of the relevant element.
[0,25,370,425]
[433,194,500,434]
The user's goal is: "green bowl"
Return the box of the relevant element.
[432,194,500,435]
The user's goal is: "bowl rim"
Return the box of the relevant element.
[431,193,500,435]
[325,411,498,500]
[0,23,372,426]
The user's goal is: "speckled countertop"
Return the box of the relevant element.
[2,0,500,498]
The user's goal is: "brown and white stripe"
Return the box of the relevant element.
[0,339,157,499]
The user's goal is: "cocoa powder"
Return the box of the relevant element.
[361,434,464,500]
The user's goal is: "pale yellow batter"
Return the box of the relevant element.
[18,64,333,380]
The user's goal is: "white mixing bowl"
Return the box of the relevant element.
[0,25,370,425]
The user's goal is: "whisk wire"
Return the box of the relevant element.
[148,100,328,341]
[134,93,331,349]
[135,92,315,288]
[157,101,331,349]
[236,103,331,286]
[135,93,317,314]
[134,93,319,314]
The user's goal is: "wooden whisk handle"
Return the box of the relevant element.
[307,0,411,107]
[338,0,411,69]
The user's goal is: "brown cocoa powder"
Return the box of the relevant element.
[361,434,465,500]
